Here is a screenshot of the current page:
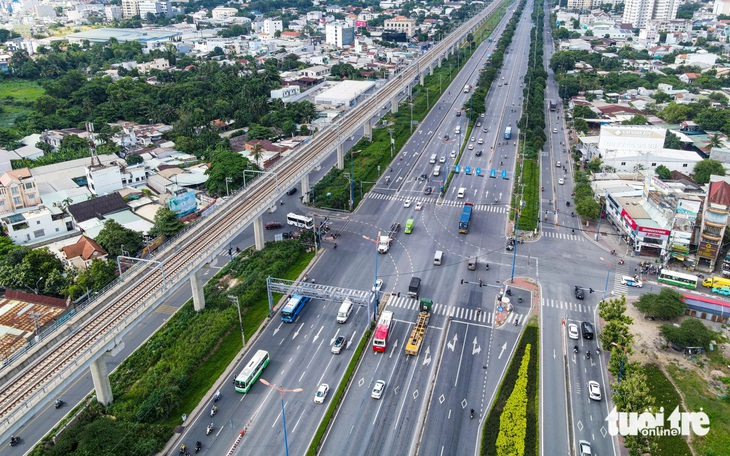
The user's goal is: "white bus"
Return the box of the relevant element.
[286,213,314,229]
[234,350,270,393]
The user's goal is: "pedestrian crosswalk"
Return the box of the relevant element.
[367,192,507,213]
[541,298,593,313]
[541,231,584,242]
[612,265,630,295]
[384,296,526,325]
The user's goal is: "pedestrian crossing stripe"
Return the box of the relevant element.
[540,298,594,313]
[385,296,526,325]
[366,192,507,213]
[541,231,583,242]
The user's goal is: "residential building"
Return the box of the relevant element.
[212,6,239,20]
[326,22,355,48]
[623,0,680,29]
[714,0,730,16]
[106,5,123,21]
[60,235,108,270]
[0,168,40,214]
[86,163,123,196]
[121,0,140,18]
[697,176,730,271]
[384,16,417,37]
[263,19,283,36]
[1,205,75,246]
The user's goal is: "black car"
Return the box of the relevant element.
[581,322,594,339]
[418,174,428,181]
[286,188,297,195]
[575,286,585,300]
[475,150,482,157]
[424,186,433,195]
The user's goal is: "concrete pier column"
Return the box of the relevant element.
[253,216,265,251]
[90,354,113,406]
[429,64,434,76]
[336,143,344,170]
[364,120,372,141]
[438,57,442,68]
[301,174,311,203]
[191,269,205,311]
[391,96,399,114]
[420,73,425,86]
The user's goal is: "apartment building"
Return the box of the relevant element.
[0,168,40,214]
[384,16,417,37]
[623,0,680,29]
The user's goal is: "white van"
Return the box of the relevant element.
[336,298,353,323]
[434,250,443,265]
[433,165,441,176]
[458,187,466,198]
[430,154,437,164]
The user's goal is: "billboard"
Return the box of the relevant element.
[168,190,197,217]
[598,125,665,151]
[355,20,367,27]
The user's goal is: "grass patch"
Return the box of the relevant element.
[665,363,730,456]
[642,364,692,456]
[0,79,44,127]
[481,317,539,455]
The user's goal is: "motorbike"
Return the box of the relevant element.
[506,289,512,296]
[485,263,490,270]
[566,201,570,207]
[195,441,202,453]
[210,406,217,416]
[573,345,578,354]
[586,351,591,359]
[571,212,574,217]
[206,423,214,436]
[470,409,475,419]
[618,259,624,265]
[213,390,221,402]
[514,317,519,326]
[9,436,20,447]
[518,296,523,303]
[54,399,64,409]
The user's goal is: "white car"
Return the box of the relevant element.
[553,128,558,133]
[314,383,329,404]
[468,144,474,150]
[578,440,592,456]
[371,380,386,399]
[558,178,565,185]
[439,156,446,163]
[470,137,475,142]
[372,279,383,293]
[568,323,579,340]
[621,276,643,287]
[415,202,424,211]
[480,113,485,118]
[588,381,601,401]
[450,150,457,158]
[404,200,412,208]
[478,138,484,144]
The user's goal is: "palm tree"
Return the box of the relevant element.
[709,134,722,148]
[250,143,264,168]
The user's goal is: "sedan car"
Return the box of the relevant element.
[470,137,475,142]
[404,200,412,208]
[553,128,558,134]
[450,150,457,158]
[468,144,474,150]
[314,383,329,404]
[331,336,347,354]
[478,138,484,144]
[575,286,585,300]
[424,186,433,195]
[558,177,565,185]
[418,173,428,181]
[621,276,643,287]
[578,440,592,456]
[372,279,383,293]
[475,150,482,157]
[480,113,485,118]
[588,381,602,401]
[371,380,386,399]
[415,202,424,211]
[568,323,579,340]
[476,122,482,127]
[439,156,446,163]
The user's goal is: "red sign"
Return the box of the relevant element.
[355,20,367,27]
[638,226,671,237]
[621,209,637,230]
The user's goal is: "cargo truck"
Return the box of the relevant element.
[405,298,432,356]
[702,276,730,288]
[378,223,400,253]
[408,277,421,299]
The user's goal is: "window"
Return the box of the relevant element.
[683,164,688,167]
[621,162,626,165]
[11,187,18,195]
[13,197,21,205]
[33,229,45,238]
[651,163,656,166]
[24,183,34,190]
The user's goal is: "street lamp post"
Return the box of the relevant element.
[227,295,245,348]
[599,257,612,302]
[225,177,233,198]
[595,191,605,241]
[361,232,381,321]
[388,128,395,158]
[426,87,430,109]
[258,379,303,456]
[34,276,44,294]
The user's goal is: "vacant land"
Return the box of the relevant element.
[0,79,44,127]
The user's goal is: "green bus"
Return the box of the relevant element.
[234,350,270,393]
[405,219,415,234]
[657,269,698,290]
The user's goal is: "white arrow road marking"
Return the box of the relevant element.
[498,342,507,359]
[472,336,481,355]
[447,333,458,351]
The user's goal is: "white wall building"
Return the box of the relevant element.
[714,0,730,15]
[325,22,355,48]
[212,6,238,20]
[1,206,75,246]
[86,164,123,196]
[623,0,680,29]
[263,19,283,36]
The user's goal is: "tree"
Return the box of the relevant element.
[95,220,144,258]
[658,103,691,123]
[575,197,600,220]
[663,131,681,150]
[598,295,632,323]
[247,124,273,140]
[0,236,20,256]
[693,159,726,185]
[695,108,728,131]
[126,154,144,165]
[655,165,671,179]
[572,105,597,119]
[611,369,657,456]
[652,91,672,104]
[149,207,184,238]
[205,149,249,196]
[660,319,714,349]
[634,288,685,319]
[68,259,118,299]
[585,157,602,173]
[574,118,589,133]
[709,133,722,148]
[621,115,648,125]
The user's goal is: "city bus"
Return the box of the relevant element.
[286,213,314,229]
[459,202,474,234]
[281,294,311,322]
[373,311,394,352]
[405,219,415,234]
[234,350,270,393]
[504,127,512,139]
[658,269,699,290]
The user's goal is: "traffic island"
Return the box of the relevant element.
[493,278,539,327]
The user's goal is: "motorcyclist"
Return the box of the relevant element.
[573,345,578,353]
[470,408,475,418]
[586,350,591,359]
[195,441,202,452]
[211,405,217,416]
